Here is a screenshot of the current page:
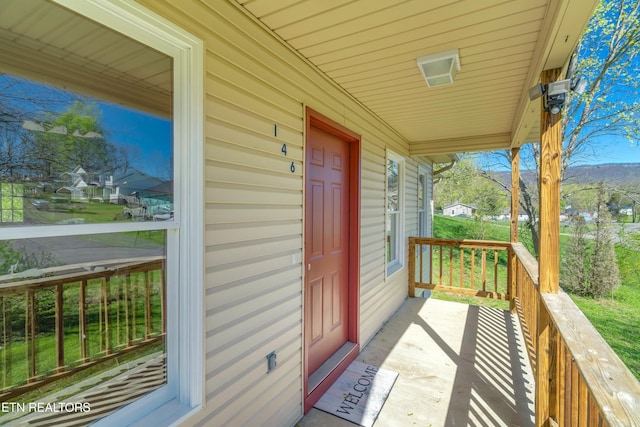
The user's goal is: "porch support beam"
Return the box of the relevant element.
[409,133,510,156]
[509,147,520,313]
[510,147,520,243]
[538,68,562,294]
[536,68,563,427]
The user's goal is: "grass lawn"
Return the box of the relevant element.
[25,198,125,224]
[432,215,640,380]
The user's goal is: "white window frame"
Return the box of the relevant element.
[0,1,205,425]
[418,167,429,237]
[386,151,404,277]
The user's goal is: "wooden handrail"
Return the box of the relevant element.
[511,242,640,426]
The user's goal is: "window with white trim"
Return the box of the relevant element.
[418,169,428,237]
[386,152,404,276]
[0,1,203,425]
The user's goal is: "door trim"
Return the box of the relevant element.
[303,107,361,413]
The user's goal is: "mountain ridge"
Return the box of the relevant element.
[492,162,640,187]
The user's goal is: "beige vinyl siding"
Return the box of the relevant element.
[137,1,427,425]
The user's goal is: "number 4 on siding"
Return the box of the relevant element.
[281,144,287,156]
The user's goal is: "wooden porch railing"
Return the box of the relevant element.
[0,257,166,401]
[408,237,640,426]
[511,243,640,427]
[408,237,512,300]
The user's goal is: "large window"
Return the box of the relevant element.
[386,152,404,276]
[0,1,202,425]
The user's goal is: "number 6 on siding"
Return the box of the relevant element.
[290,162,295,173]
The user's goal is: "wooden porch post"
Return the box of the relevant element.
[538,68,562,294]
[536,68,563,427]
[510,147,520,243]
[509,147,520,312]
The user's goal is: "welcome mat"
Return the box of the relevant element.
[313,361,398,427]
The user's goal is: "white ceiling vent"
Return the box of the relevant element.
[417,49,460,87]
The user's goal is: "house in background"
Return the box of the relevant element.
[107,170,171,204]
[498,208,532,222]
[443,202,477,218]
[2,1,638,427]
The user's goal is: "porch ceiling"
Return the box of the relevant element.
[0,0,596,157]
[233,0,597,158]
[0,0,172,118]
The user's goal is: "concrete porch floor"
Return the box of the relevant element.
[298,297,535,427]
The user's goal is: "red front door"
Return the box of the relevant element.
[305,123,350,375]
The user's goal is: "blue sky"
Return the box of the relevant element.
[2,73,171,176]
[100,102,172,174]
[594,137,640,164]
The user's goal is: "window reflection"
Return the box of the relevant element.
[0,74,172,226]
[0,232,167,421]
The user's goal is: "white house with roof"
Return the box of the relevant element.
[443,202,477,217]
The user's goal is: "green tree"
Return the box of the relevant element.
[562,215,588,294]
[563,185,621,298]
[589,185,621,297]
[28,101,118,176]
[433,156,478,211]
[434,156,508,214]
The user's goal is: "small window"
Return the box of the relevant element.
[386,152,404,276]
[0,183,24,223]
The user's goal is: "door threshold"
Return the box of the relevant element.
[308,341,357,394]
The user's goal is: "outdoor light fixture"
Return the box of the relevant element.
[528,77,587,114]
[416,49,460,87]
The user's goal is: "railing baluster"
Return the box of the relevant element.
[481,249,487,292]
[27,290,36,382]
[571,362,579,424]
[471,249,475,289]
[99,282,103,353]
[578,375,588,426]
[429,245,433,285]
[160,267,166,335]
[116,279,122,347]
[145,271,151,339]
[79,280,88,362]
[125,273,130,346]
[459,248,464,288]
[418,244,423,285]
[557,339,566,425]
[2,296,9,388]
[103,277,110,355]
[55,284,64,372]
[438,245,443,286]
[448,246,453,287]
[494,249,499,294]
[129,274,135,345]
